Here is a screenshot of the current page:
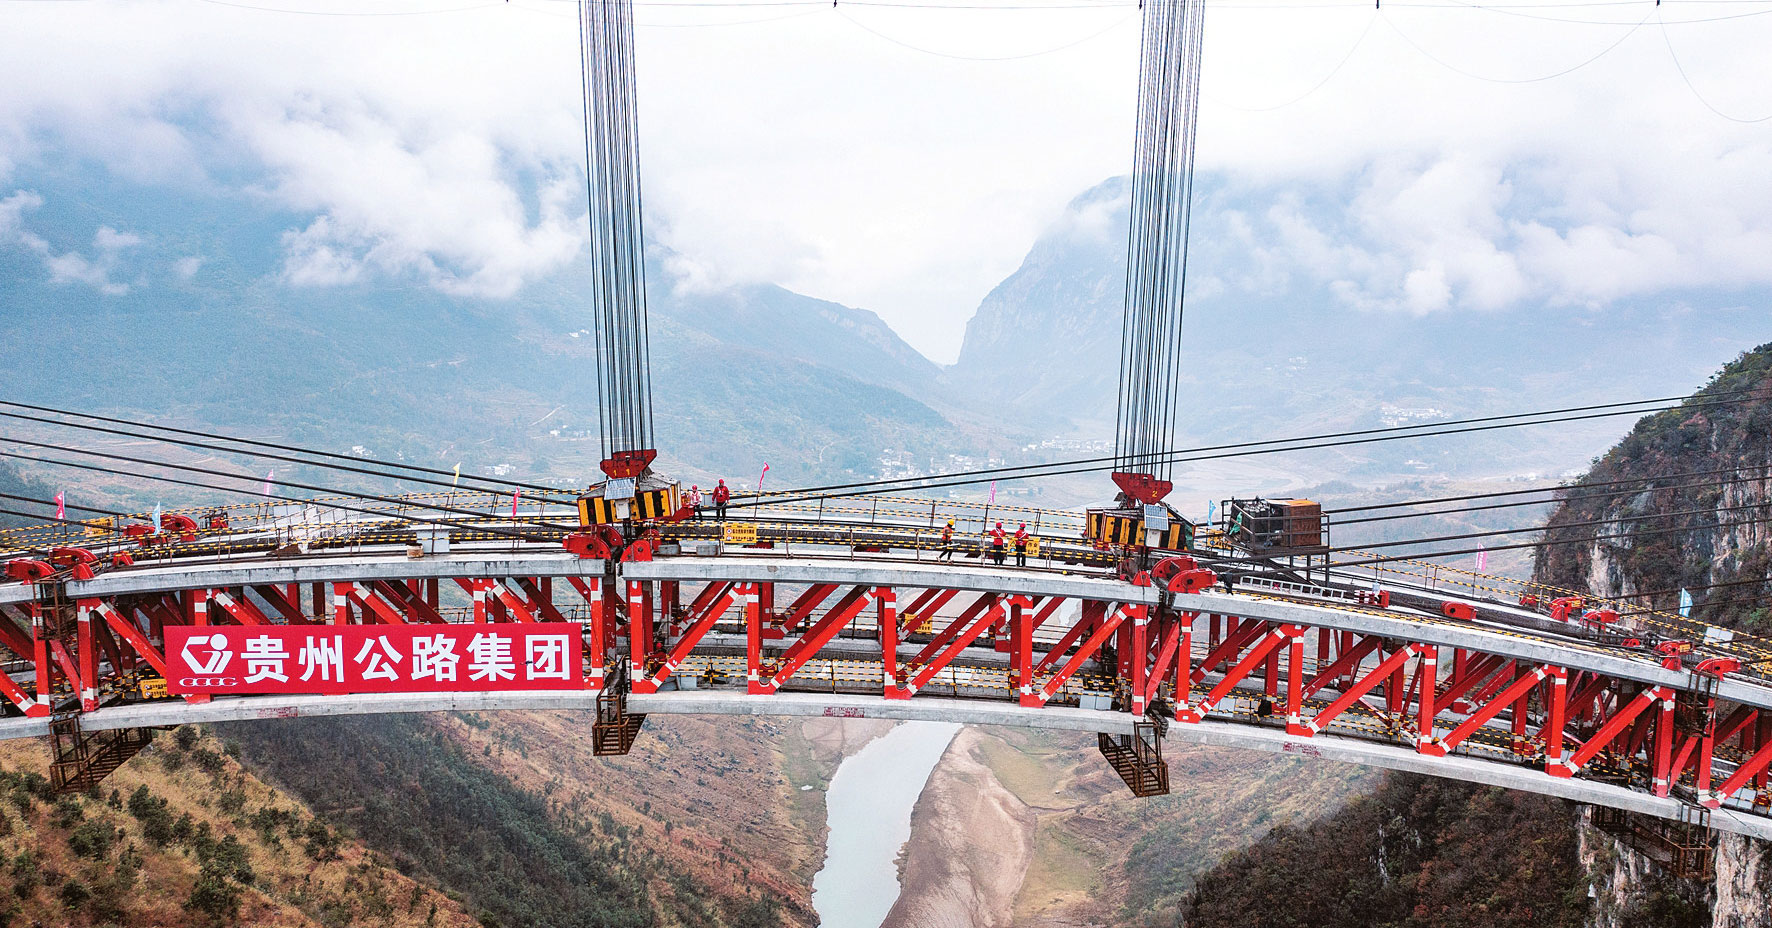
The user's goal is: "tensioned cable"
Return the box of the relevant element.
[761,392,1755,502]
[754,397,1751,507]
[776,390,1756,500]
[0,437,582,534]
[1332,469,1772,525]
[581,0,656,461]
[1379,5,1653,84]
[832,5,1136,60]
[0,405,572,497]
[1622,592,1772,618]
[1327,459,1772,513]
[1205,12,1377,111]
[0,452,563,545]
[1328,511,1772,569]
[0,507,151,532]
[1656,5,1772,122]
[1615,575,1772,603]
[1113,0,1205,484]
[0,492,126,518]
[1325,498,1772,554]
[0,480,555,546]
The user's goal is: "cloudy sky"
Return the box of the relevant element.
[1,0,1769,362]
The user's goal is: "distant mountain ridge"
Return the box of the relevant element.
[945,175,1772,484]
[0,159,965,491]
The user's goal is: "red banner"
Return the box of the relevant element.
[165,624,585,695]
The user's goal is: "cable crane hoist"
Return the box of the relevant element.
[1084,0,1205,567]
[570,0,687,542]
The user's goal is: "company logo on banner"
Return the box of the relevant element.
[165,624,584,695]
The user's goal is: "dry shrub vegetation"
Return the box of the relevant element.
[0,725,475,928]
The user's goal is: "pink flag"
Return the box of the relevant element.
[988,481,997,505]
[54,491,65,520]
[262,471,274,496]
[1475,546,1488,572]
[511,490,522,518]
[757,463,770,495]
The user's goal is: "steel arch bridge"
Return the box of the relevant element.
[2,492,1769,843]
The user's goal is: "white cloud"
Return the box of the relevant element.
[0,0,1769,356]
[0,190,141,294]
[173,255,205,279]
[0,190,49,251]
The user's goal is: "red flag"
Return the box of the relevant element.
[55,491,65,520]
[511,491,522,518]
[757,463,770,495]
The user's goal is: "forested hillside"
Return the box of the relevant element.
[1181,773,1588,928]
[225,711,817,928]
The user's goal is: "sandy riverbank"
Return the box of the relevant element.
[879,727,1038,928]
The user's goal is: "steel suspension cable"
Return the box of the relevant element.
[1332,467,1772,525]
[0,408,575,499]
[756,395,1753,506]
[1328,498,1772,553]
[1328,512,1772,570]
[1326,458,1772,514]
[767,389,1758,500]
[0,437,582,534]
[0,451,563,546]
[0,400,564,494]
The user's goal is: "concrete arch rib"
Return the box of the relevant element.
[10,689,1762,841]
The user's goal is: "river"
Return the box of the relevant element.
[811,720,962,928]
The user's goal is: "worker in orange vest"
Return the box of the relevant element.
[990,521,1007,566]
[1014,523,1030,567]
[712,480,731,521]
[938,518,957,561]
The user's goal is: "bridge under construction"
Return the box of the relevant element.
[0,0,1767,879]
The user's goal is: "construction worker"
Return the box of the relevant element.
[688,484,704,515]
[1014,522,1029,567]
[713,479,731,521]
[990,521,1007,566]
[938,518,957,561]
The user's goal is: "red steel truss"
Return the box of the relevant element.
[1,555,1769,825]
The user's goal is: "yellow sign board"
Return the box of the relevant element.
[1026,538,1041,557]
[722,522,758,545]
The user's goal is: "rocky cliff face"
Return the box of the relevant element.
[1535,343,1772,636]
[1535,343,1772,928]
[1714,833,1772,928]
[1579,817,1711,928]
